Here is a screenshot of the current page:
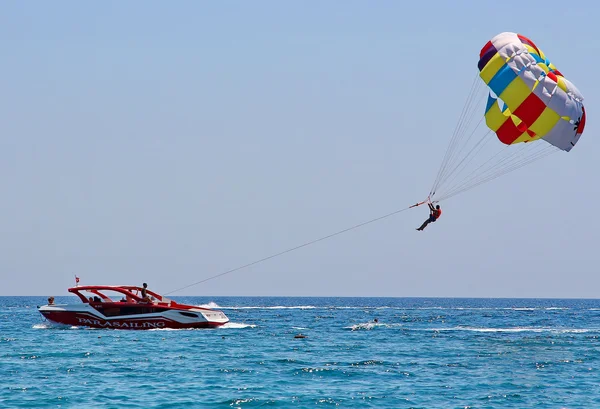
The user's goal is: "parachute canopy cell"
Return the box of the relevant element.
[478,32,586,152]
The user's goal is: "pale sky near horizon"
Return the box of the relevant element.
[1,1,598,298]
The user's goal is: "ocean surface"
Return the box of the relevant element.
[2,296,600,408]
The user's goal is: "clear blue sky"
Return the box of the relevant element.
[1,1,598,297]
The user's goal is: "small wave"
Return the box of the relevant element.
[499,307,566,311]
[335,306,392,310]
[431,327,596,333]
[451,307,565,311]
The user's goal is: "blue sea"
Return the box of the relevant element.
[2,296,600,408]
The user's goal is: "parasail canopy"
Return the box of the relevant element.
[428,32,586,203]
[479,32,585,152]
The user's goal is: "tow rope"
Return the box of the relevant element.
[165,199,429,295]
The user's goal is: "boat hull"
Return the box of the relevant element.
[39,304,228,330]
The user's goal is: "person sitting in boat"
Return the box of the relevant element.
[47,297,55,305]
[141,283,152,303]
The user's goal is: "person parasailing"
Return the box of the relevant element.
[416,202,442,231]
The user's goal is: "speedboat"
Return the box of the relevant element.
[38,285,229,329]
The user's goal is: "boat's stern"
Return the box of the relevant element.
[165,307,229,327]
[197,309,229,326]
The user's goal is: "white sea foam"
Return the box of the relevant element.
[197,301,222,309]
[32,322,81,330]
[347,322,392,331]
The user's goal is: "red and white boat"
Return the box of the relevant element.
[38,285,229,329]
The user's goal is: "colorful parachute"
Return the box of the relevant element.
[428,32,586,203]
[478,32,586,152]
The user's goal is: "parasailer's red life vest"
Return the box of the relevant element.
[433,209,442,219]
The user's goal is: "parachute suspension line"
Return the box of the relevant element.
[436,144,537,200]
[429,75,477,195]
[434,143,518,200]
[437,142,535,198]
[432,129,493,199]
[430,32,586,203]
[429,74,482,197]
[437,147,558,202]
[433,119,488,191]
[430,75,480,196]
[164,202,425,295]
[438,86,489,184]
[430,78,488,198]
[427,71,559,203]
[435,144,559,202]
[450,142,554,195]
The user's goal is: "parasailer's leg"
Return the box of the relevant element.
[417,213,438,231]
[416,219,430,231]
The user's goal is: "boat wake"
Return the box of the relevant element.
[220,322,256,329]
[220,305,316,310]
[197,301,222,309]
[216,305,577,311]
